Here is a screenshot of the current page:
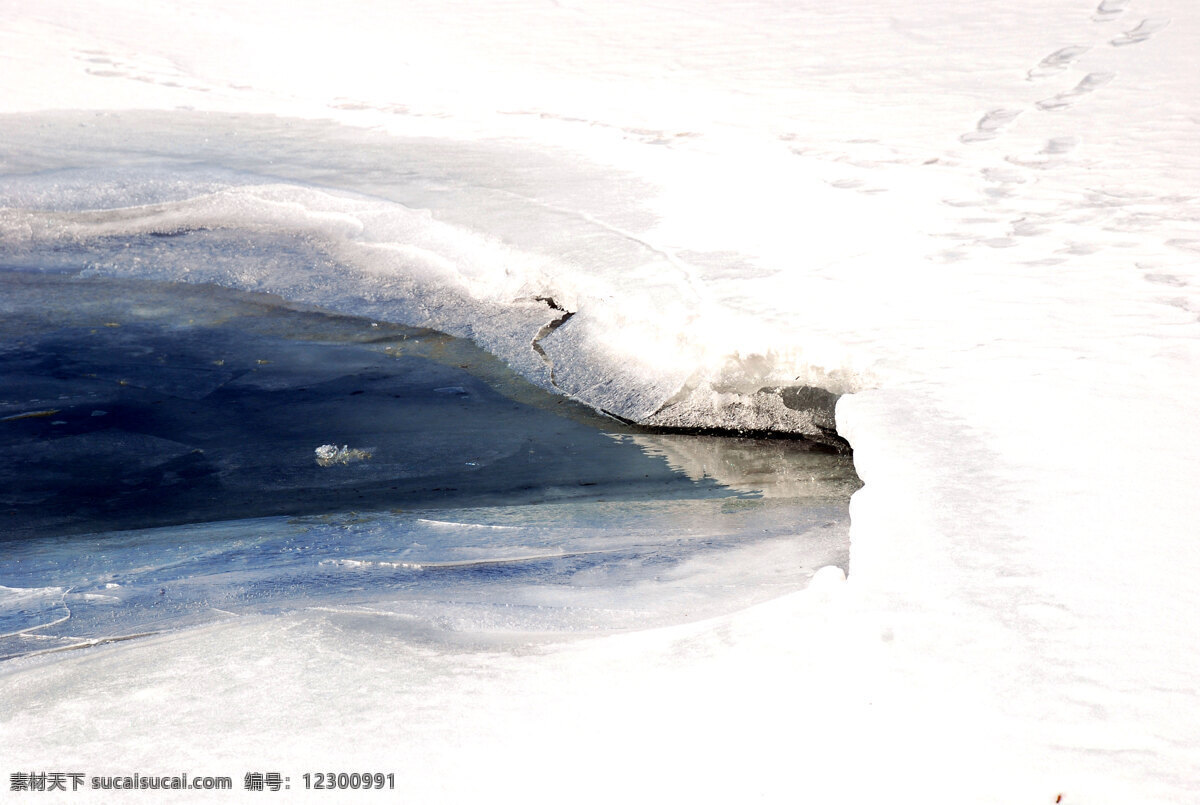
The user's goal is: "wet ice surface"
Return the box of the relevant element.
[0,268,856,660]
[0,497,849,659]
[0,268,733,537]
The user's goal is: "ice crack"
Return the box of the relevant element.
[530,296,575,388]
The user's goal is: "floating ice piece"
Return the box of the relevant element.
[314,444,374,466]
[0,409,60,422]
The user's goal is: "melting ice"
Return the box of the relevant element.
[0,269,855,665]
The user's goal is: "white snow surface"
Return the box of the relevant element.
[2,0,1200,802]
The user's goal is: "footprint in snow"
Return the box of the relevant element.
[1027,46,1091,81]
[1035,72,1116,111]
[1092,0,1130,22]
[960,108,1023,143]
[1110,17,1171,47]
[1005,136,1081,169]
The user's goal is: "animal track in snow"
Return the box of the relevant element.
[1035,72,1115,111]
[1110,17,1171,47]
[1166,238,1200,253]
[960,109,1023,143]
[964,1,1156,146]
[1046,136,1080,153]
[1027,46,1091,80]
[1143,272,1186,287]
[73,49,210,94]
[1006,137,1081,169]
[1092,0,1130,22]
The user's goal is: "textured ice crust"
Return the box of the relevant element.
[0,176,851,443]
[0,121,864,446]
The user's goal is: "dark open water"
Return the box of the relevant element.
[0,267,858,660]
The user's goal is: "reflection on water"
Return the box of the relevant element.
[624,433,861,500]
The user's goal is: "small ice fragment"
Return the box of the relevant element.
[315,444,373,466]
[91,410,108,417]
[434,386,468,395]
[0,409,61,422]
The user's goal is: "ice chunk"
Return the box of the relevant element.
[314,443,373,466]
